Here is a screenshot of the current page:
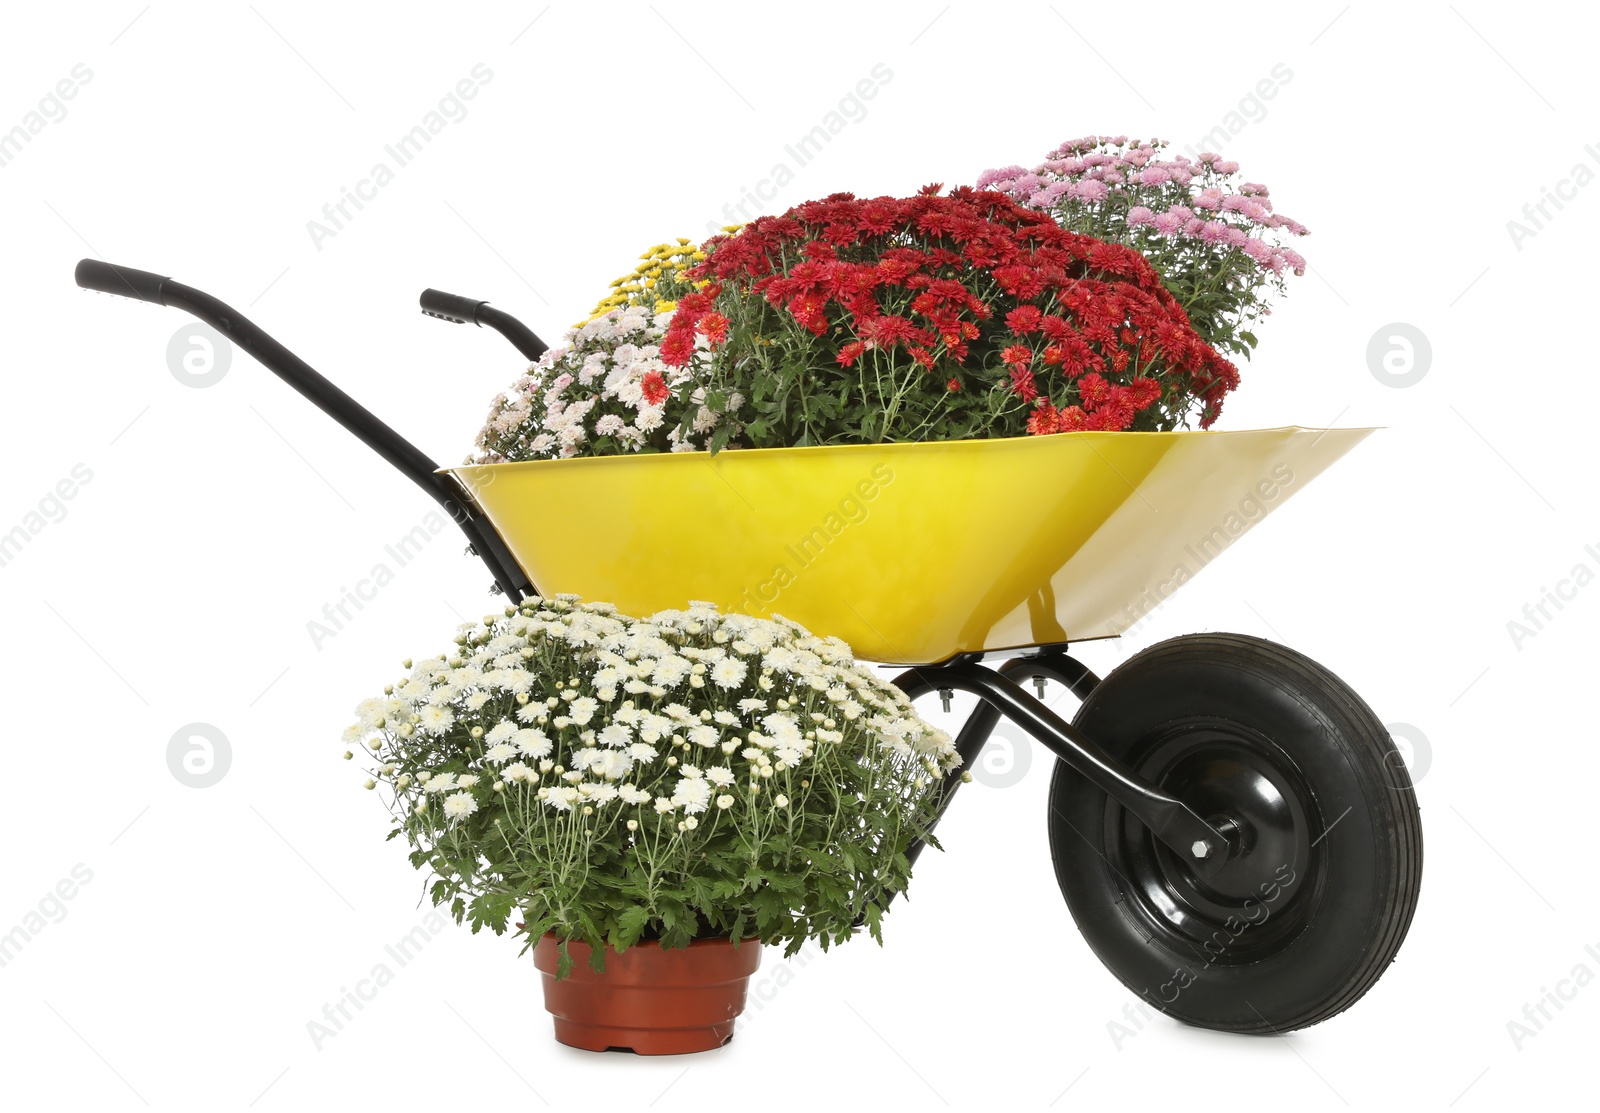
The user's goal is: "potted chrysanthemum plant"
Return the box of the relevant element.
[344,596,960,1054]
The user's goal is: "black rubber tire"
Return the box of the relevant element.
[1048,633,1423,1033]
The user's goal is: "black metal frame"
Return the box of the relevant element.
[74,260,1231,879]
[892,647,1231,882]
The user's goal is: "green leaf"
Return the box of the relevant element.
[611,905,651,951]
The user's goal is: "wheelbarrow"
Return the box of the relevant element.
[74,259,1423,1034]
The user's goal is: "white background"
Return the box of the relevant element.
[1,2,1593,1109]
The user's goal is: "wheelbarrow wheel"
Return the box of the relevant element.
[1047,632,1422,1033]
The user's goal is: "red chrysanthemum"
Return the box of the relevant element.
[640,370,670,406]
[1006,305,1044,335]
[837,340,868,368]
[1009,366,1039,401]
[697,312,729,345]
[1001,344,1033,368]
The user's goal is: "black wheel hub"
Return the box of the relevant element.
[1107,721,1321,965]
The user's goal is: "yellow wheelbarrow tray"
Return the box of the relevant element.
[450,426,1373,667]
[76,260,1421,1037]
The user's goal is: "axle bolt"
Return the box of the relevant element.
[1191,840,1211,860]
[939,688,953,713]
[1034,676,1047,698]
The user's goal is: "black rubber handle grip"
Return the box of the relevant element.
[420,288,486,325]
[75,259,171,304]
[419,288,549,362]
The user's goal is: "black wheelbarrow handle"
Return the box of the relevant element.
[420,288,549,363]
[74,258,534,601]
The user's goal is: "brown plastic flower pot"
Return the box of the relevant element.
[533,934,763,1054]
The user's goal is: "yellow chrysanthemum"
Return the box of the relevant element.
[581,237,704,324]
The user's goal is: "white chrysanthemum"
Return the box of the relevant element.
[716,794,735,810]
[764,710,803,735]
[638,713,674,742]
[598,724,632,748]
[628,742,658,762]
[485,721,518,746]
[618,785,651,805]
[354,697,387,728]
[710,658,748,689]
[514,728,552,758]
[713,710,739,726]
[543,785,580,811]
[484,742,516,764]
[654,797,675,814]
[443,792,478,821]
[502,761,533,783]
[578,781,619,805]
[424,773,457,794]
[456,774,481,789]
[569,697,599,725]
[596,750,633,780]
[688,724,719,749]
[671,776,712,814]
[651,655,693,687]
[737,698,767,713]
[705,766,736,787]
[417,705,454,735]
